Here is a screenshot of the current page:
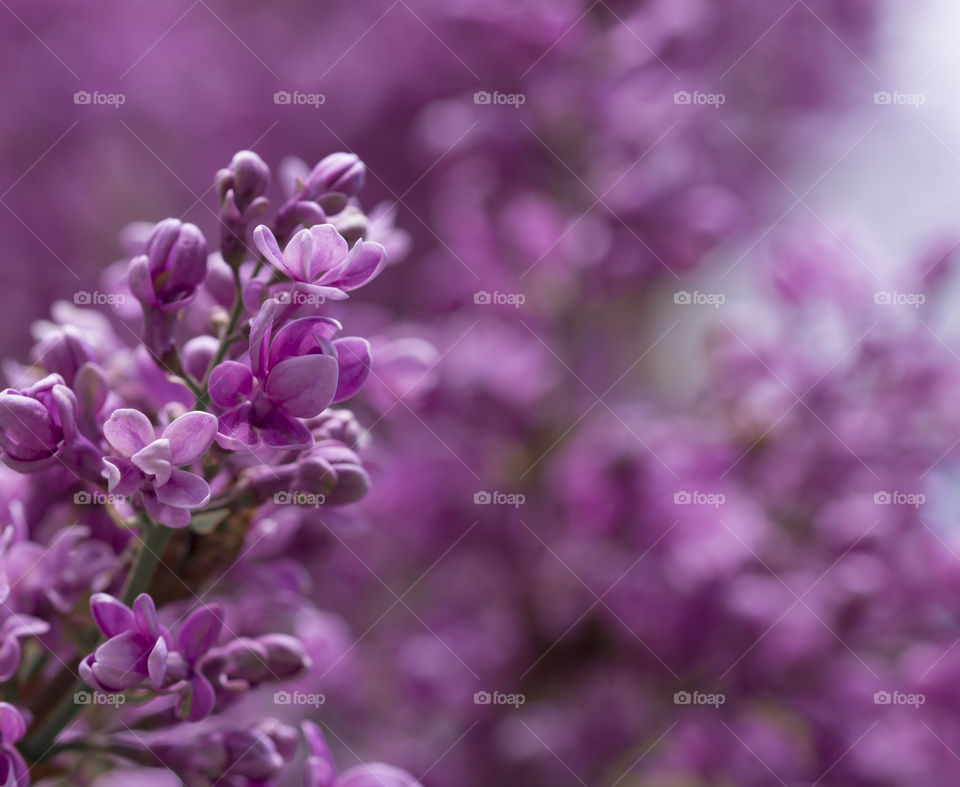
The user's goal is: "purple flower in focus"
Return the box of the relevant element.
[101,408,217,528]
[253,223,386,301]
[208,299,371,450]
[80,593,169,692]
[0,703,28,787]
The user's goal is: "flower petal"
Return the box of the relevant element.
[258,410,313,449]
[266,355,338,418]
[133,594,161,641]
[327,240,385,291]
[305,224,349,282]
[216,404,258,450]
[103,409,155,457]
[163,411,218,465]
[142,493,192,529]
[91,593,135,638]
[184,672,216,722]
[102,456,140,497]
[177,604,223,662]
[252,225,288,275]
[154,470,211,509]
[209,362,254,409]
[332,337,371,403]
[148,637,168,689]
[267,316,341,372]
[0,703,27,745]
[132,439,173,485]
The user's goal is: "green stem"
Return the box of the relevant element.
[195,260,262,410]
[19,519,173,763]
[120,519,174,604]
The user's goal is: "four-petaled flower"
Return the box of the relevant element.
[209,299,371,450]
[80,593,170,692]
[101,409,217,528]
[253,223,385,302]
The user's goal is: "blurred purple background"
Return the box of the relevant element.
[13,0,960,785]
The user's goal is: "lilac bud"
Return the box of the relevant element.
[215,150,271,213]
[258,718,298,760]
[258,633,310,678]
[30,325,96,386]
[181,335,219,383]
[130,219,208,309]
[221,726,286,781]
[272,200,328,246]
[302,153,365,199]
[0,374,77,472]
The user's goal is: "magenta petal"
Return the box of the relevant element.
[132,439,173,486]
[184,673,217,722]
[128,255,156,305]
[0,396,58,453]
[329,240,385,291]
[258,410,314,449]
[217,404,258,450]
[249,299,283,380]
[252,225,287,273]
[102,456,140,497]
[91,631,150,690]
[0,639,21,683]
[133,594,161,641]
[267,316,341,371]
[332,337,372,403]
[208,362,254,409]
[142,492,192,529]
[154,470,211,509]
[302,721,337,787]
[91,593,135,638]
[0,703,27,744]
[266,355,339,418]
[305,224,349,281]
[163,411,217,465]
[148,637,168,689]
[104,408,155,457]
[177,604,223,662]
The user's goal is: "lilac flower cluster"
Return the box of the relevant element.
[0,151,419,785]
